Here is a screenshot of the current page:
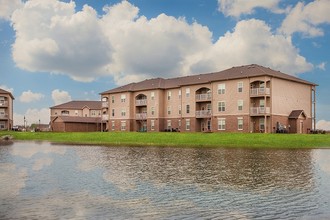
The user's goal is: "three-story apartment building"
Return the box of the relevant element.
[0,89,14,131]
[50,101,103,132]
[100,64,317,133]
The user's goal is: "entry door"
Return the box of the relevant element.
[207,120,211,131]
[299,120,303,133]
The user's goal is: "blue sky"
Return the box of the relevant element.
[0,0,329,129]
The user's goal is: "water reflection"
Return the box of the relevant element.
[0,142,329,219]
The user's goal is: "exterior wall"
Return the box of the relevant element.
[0,93,14,130]
[52,122,101,132]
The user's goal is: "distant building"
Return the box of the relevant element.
[50,101,104,132]
[100,64,317,133]
[0,88,14,131]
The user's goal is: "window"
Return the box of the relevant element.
[178,119,181,128]
[91,110,96,116]
[218,118,226,130]
[167,91,171,100]
[121,94,126,103]
[111,109,115,117]
[121,109,126,117]
[167,106,171,115]
[238,100,243,111]
[75,110,78,116]
[218,83,225,94]
[111,121,115,130]
[61,110,69,115]
[111,96,115,103]
[259,118,265,131]
[260,99,265,108]
[218,101,225,112]
[0,121,5,129]
[238,82,243,93]
[178,90,182,99]
[186,88,190,98]
[186,104,190,114]
[151,120,155,130]
[186,119,190,130]
[151,92,155,100]
[178,105,182,115]
[121,121,126,130]
[167,120,172,129]
[238,118,243,130]
[151,107,155,116]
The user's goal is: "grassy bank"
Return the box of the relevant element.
[1,131,330,148]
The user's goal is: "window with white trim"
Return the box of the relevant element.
[167,106,171,115]
[178,90,182,99]
[111,109,115,117]
[186,104,190,114]
[167,120,172,129]
[218,118,226,130]
[111,96,115,103]
[238,100,243,111]
[151,92,155,100]
[218,83,225,94]
[178,105,181,114]
[121,121,126,131]
[186,88,190,98]
[151,120,155,130]
[111,121,115,130]
[121,109,126,117]
[186,119,190,130]
[151,106,155,116]
[218,101,225,112]
[167,91,171,100]
[238,82,243,93]
[121,94,126,103]
[238,117,243,130]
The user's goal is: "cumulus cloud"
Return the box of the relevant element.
[317,62,326,71]
[218,0,284,17]
[51,89,71,105]
[0,85,14,93]
[14,108,50,125]
[185,19,313,75]
[0,0,23,20]
[279,0,330,37]
[316,120,330,131]
[19,90,45,103]
[7,1,313,85]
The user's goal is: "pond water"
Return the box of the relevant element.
[1,141,330,219]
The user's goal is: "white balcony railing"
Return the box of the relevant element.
[102,115,109,121]
[135,99,147,106]
[136,113,147,120]
[0,101,8,107]
[250,107,270,115]
[250,88,270,96]
[196,110,212,118]
[196,94,211,101]
[0,114,8,119]
[102,101,109,108]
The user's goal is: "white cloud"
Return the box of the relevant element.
[0,0,23,20]
[317,62,326,71]
[19,90,45,103]
[217,0,283,17]
[316,120,330,131]
[8,1,313,85]
[14,108,50,125]
[279,0,330,37]
[51,89,71,105]
[0,85,14,93]
[185,19,313,75]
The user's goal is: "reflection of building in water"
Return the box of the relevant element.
[76,146,314,191]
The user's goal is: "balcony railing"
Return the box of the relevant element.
[0,114,8,119]
[102,115,109,121]
[250,88,270,96]
[196,110,212,118]
[136,99,147,106]
[250,107,270,115]
[196,94,211,102]
[136,113,147,120]
[102,101,109,108]
[0,101,8,107]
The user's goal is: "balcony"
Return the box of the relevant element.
[0,101,8,107]
[250,107,270,115]
[196,94,211,102]
[0,114,8,119]
[136,113,147,120]
[136,99,147,106]
[102,101,109,108]
[102,115,109,121]
[250,88,270,96]
[196,110,212,118]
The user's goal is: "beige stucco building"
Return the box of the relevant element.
[0,89,14,130]
[50,101,103,132]
[100,64,316,133]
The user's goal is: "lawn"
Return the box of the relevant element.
[1,131,330,148]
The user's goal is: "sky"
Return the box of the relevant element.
[0,0,329,129]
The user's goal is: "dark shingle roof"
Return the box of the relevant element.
[0,88,14,99]
[50,101,101,110]
[289,110,306,119]
[100,64,316,94]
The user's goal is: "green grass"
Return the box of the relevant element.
[1,131,330,148]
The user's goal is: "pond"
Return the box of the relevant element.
[1,141,330,219]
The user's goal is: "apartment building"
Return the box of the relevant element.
[100,64,317,133]
[50,101,103,132]
[0,89,14,131]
